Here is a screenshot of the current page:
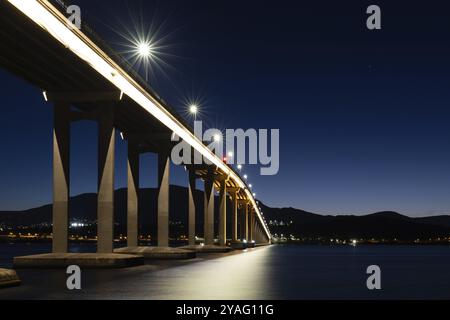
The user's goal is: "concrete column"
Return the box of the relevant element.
[257,222,263,243]
[244,204,249,241]
[127,140,139,247]
[254,217,259,243]
[157,151,170,247]
[52,102,70,253]
[218,179,227,246]
[188,170,197,246]
[231,192,238,242]
[240,207,246,240]
[258,223,263,243]
[203,171,215,245]
[97,107,115,253]
[249,209,254,243]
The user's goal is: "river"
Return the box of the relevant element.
[1,243,450,299]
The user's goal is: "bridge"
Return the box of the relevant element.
[0,0,271,278]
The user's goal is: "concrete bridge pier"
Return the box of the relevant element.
[14,96,144,268]
[203,169,215,246]
[230,199,249,249]
[218,178,227,246]
[244,203,249,241]
[251,214,270,246]
[181,166,231,254]
[253,219,259,244]
[115,135,195,260]
[188,169,197,246]
[157,150,170,247]
[52,102,71,253]
[249,209,254,244]
[230,190,238,242]
[97,106,115,254]
[260,219,265,243]
[240,205,246,240]
[126,139,140,247]
[247,208,257,248]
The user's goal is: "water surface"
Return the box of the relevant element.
[1,244,449,299]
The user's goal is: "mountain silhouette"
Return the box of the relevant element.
[1,186,450,240]
[0,186,208,236]
[259,204,450,240]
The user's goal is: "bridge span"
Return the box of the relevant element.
[0,0,271,270]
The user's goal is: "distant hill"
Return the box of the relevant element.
[1,186,450,240]
[0,186,209,235]
[259,204,450,240]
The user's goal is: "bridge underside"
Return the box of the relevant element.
[0,1,176,148]
[0,1,271,267]
[0,1,253,199]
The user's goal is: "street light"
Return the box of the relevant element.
[137,41,153,58]
[188,104,199,121]
[189,104,198,115]
[134,40,155,81]
[243,174,248,180]
[237,164,242,170]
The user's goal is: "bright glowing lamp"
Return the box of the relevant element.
[189,104,198,114]
[137,42,152,58]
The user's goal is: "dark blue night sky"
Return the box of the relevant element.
[1,0,450,216]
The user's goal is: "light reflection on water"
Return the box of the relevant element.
[153,247,274,300]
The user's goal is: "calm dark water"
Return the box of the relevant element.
[1,243,450,299]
